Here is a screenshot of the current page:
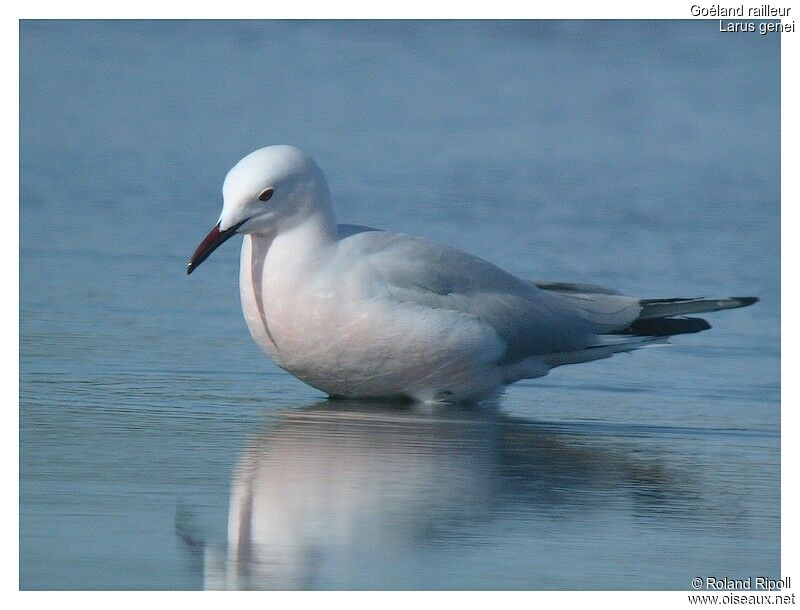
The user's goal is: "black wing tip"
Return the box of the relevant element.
[732,296,759,307]
[625,316,711,337]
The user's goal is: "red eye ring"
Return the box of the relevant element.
[259,188,274,202]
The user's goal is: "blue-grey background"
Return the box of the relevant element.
[20,20,779,590]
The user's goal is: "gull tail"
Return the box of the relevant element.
[536,281,758,338]
[513,286,758,377]
[543,296,758,369]
[622,296,758,337]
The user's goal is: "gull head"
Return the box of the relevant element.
[187,145,331,275]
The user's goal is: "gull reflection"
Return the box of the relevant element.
[203,401,687,590]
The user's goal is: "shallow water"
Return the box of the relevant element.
[20,20,780,590]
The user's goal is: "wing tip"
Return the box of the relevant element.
[626,316,712,337]
[731,296,759,308]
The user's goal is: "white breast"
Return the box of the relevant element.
[239,234,279,358]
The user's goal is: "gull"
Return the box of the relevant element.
[187,145,757,403]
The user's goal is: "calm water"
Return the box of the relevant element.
[19,20,780,590]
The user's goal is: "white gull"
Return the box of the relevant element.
[188,145,757,403]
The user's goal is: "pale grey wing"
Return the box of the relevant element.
[336,223,382,239]
[535,281,624,296]
[340,232,598,365]
[533,282,643,333]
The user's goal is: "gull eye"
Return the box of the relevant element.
[258,188,274,202]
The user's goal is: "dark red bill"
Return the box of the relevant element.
[187,220,245,275]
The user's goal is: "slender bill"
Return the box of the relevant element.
[187,220,246,275]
